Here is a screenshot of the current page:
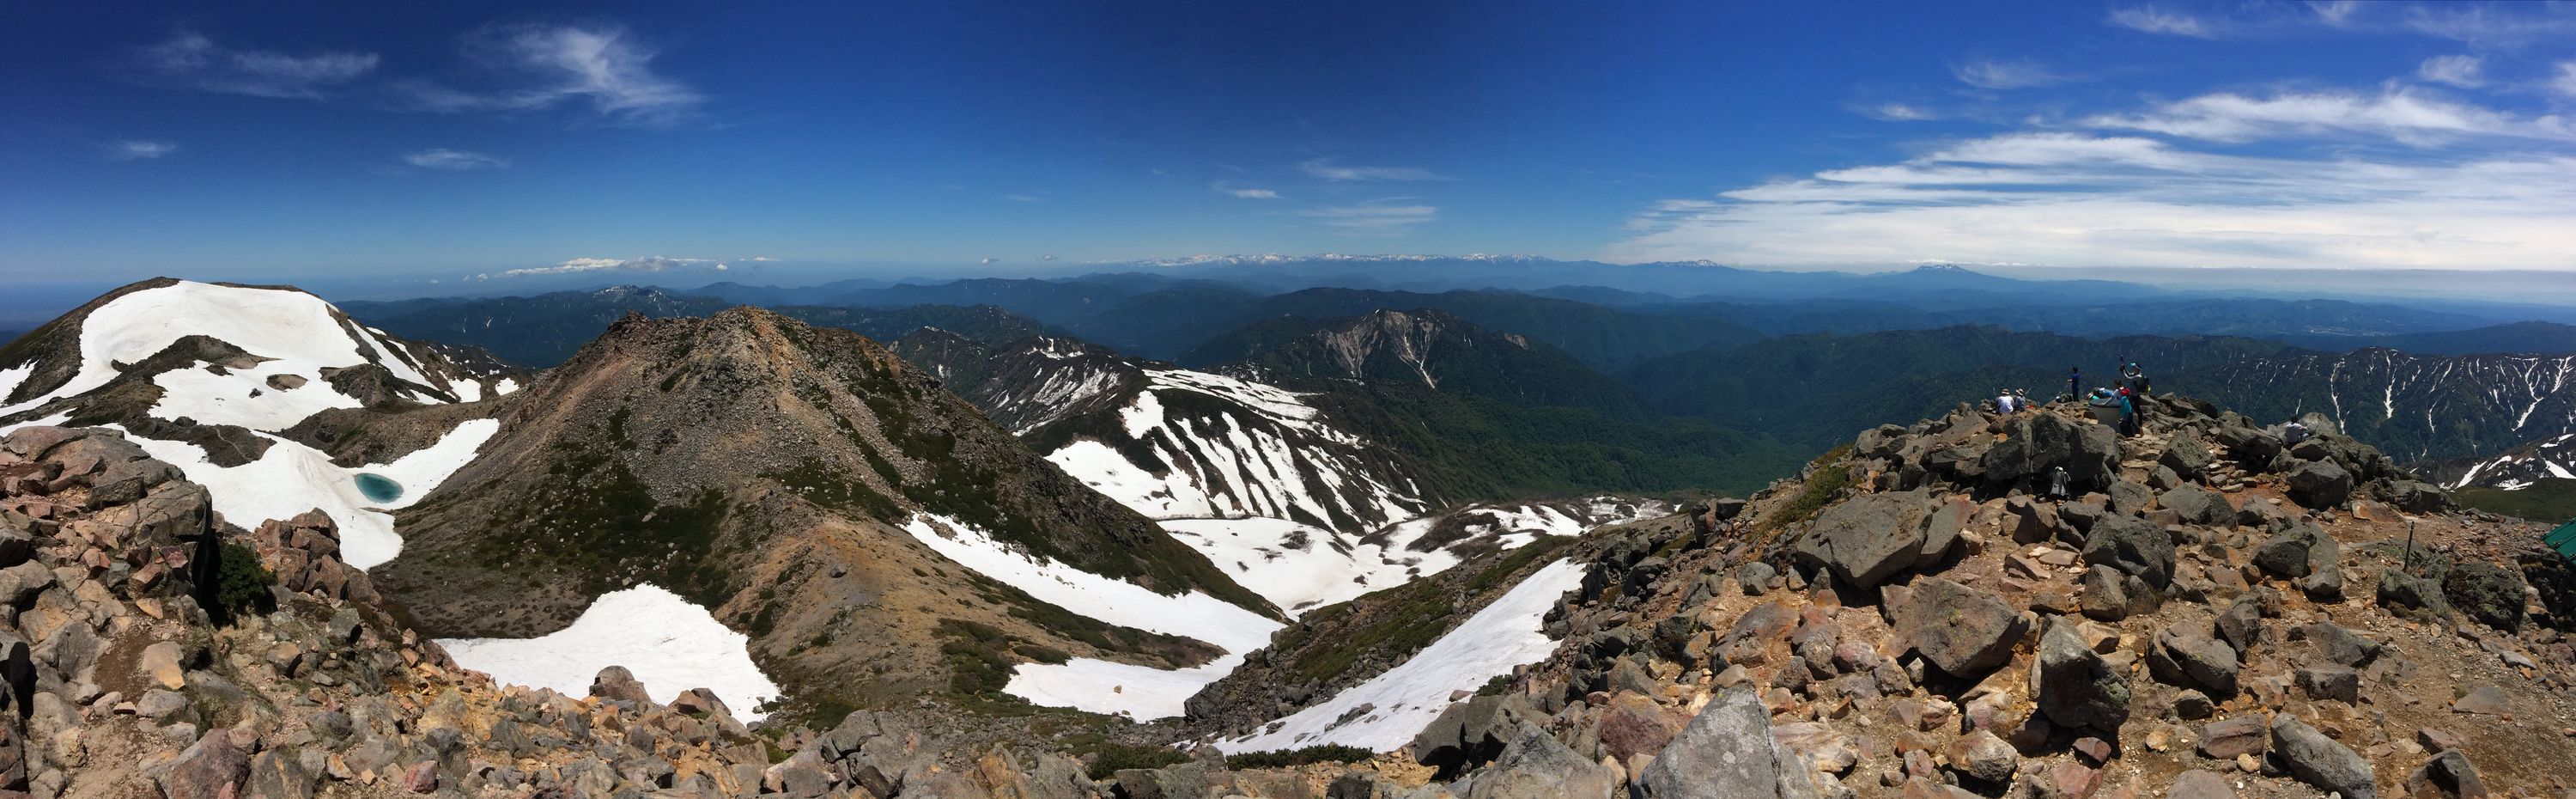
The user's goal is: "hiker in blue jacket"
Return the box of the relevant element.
[2066,367,2081,402]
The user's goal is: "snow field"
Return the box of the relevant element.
[439,584,781,720]
[1215,558,1589,753]
[896,512,1284,718]
[114,419,499,569]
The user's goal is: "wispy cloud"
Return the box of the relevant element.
[1606,129,2576,271]
[2416,55,2486,88]
[477,254,733,279]
[403,148,507,170]
[1003,193,1042,203]
[2556,62,2576,98]
[1298,199,1437,235]
[1298,158,1452,182]
[134,31,379,99]
[106,140,178,161]
[2081,88,2573,145]
[1952,58,2073,89]
[2404,4,2576,48]
[1862,102,1936,121]
[2307,0,2362,27]
[1212,181,1281,198]
[399,24,702,125]
[2107,6,2220,38]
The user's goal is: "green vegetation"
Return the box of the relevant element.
[212,541,278,623]
[483,436,736,607]
[1306,381,1804,501]
[1288,578,1455,682]
[1082,743,1191,779]
[2457,479,2576,523]
[1224,745,1376,770]
[1760,446,1854,532]
[1474,674,1512,697]
[938,619,1019,696]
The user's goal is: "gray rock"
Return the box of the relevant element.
[1411,694,1533,777]
[2107,479,2154,516]
[2442,562,2526,632]
[2198,716,2267,759]
[2079,565,2130,622]
[2272,714,2376,799]
[2160,436,2213,480]
[1793,489,1933,589]
[1981,412,2120,494]
[1635,688,1812,799]
[2385,480,2450,514]
[2407,750,2488,799]
[2286,460,2354,509]
[2148,625,2240,697]
[159,731,251,799]
[248,747,314,799]
[1947,729,2018,784]
[2305,621,2379,667]
[2035,619,2129,733]
[2297,663,2360,704]
[588,666,650,704]
[1893,576,2027,676]
[1738,562,1777,595]
[2253,522,2329,578]
[2159,484,2233,527]
[1463,723,1616,799]
[2169,770,2236,799]
[2379,569,2455,621]
[2081,514,2174,589]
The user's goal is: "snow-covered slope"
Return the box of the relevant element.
[1214,558,1589,753]
[900,512,1285,719]
[439,584,781,720]
[1165,498,1665,613]
[2441,433,2576,491]
[0,279,517,568]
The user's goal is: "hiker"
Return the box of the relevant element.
[2117,387,2141,436]
[2120,361,2149,395]
[2066,367,2081,402]
[1995,387,2018,414]
[2014,387,2029,412]
[2284,420,2312,445]
[2044,466,2070,502]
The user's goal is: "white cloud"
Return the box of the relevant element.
[1953,58,2072,89]
[107,140,178,161]
[1603,131,2576,272]
[486,255,726,278]
[2108,6,2219,38]
[2555,62,2576,98]
[980,257,1001,265]
[2404,5,2576,47]
[404,24,702,125]
[1224,187,1282,198]
[2308,1,2362,27]
[403,148,507,170]
[2416,55,2486,88]
[135,31,379,99]
[2081,88,2573,144]
[1298,199,1437,235]
[1298,158,1452,181]
[1863,103,1935,121]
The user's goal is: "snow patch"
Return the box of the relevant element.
[0,363,31,405]
[897,512,1283,719]
[0,412,72,436]
[115,419,498,569]
[440,584,781,720]
[1216,558,1588,753]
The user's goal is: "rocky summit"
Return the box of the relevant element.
[15,300,2576,799]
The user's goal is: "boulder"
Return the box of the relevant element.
[2408,750,2489,799]
[1465,723,1617,799]
[2158,484,2233,527]
[2035,619,2129,733]
[2160,436,2213,480]
[2107,479,2153,516]
[159,731,251,799]
[2147,625,2240,697]
[2295,663,2360,704]
[248,748,314,799]
[589,666,651,704]
[2384,480,2451,514]
[1893,576,2028,677]
[1738,562,1777,595]
[2169,770,2236,799]
[1794,490,1932,589]
[2251,522,2329,578]
[1595,692,1680,763]
[1636,688,1813,799]
[2286,461,2354,509]
[2081,514,2174,589]
[1945,729,2018,784]
[2441,562,2526,632]
[2379,569,2455,621]
[2305,621,2380,667]
[1981,412,2119,493]
[1412,694,1534,776]
[2199,716,2267,759]
[2271,714,2376,799]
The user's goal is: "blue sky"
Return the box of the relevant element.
[4,0,2574,290]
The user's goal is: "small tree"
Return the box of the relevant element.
[212,542,277,623]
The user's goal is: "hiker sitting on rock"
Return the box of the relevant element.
[2285,420,2312,445]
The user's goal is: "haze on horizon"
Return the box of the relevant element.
[5,1,2576,301]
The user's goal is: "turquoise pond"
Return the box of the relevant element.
[353,473,404,503]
